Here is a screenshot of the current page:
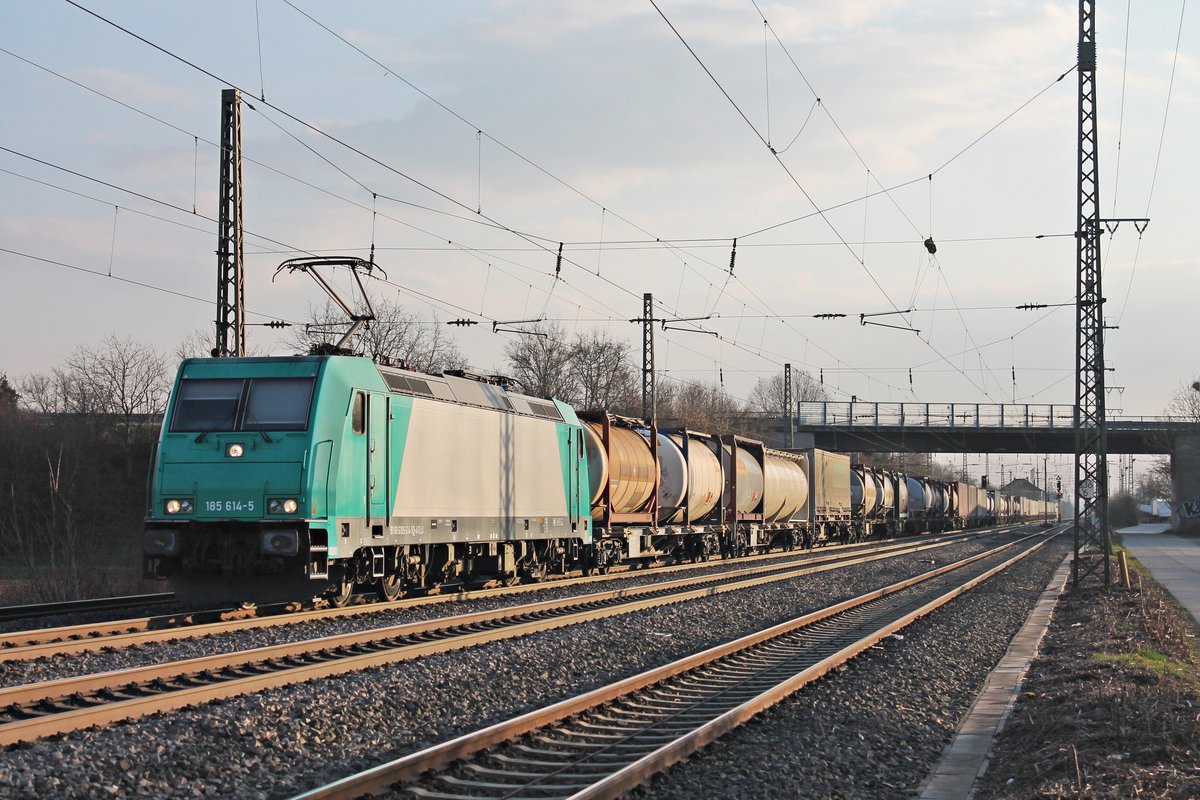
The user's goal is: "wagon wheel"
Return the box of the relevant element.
[377,574,403,602]
[523,560,549,583]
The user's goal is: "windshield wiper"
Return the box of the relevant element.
[241,406,274,443]
[194,418,231,443]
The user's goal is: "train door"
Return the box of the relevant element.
[367,392,389,529]
[568,427,582,534]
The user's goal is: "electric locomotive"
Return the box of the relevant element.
[143,355,592,602]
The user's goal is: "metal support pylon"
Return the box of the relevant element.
[215,88,245,358]
[641,292,655,423]
[783,363,794,448]
[1072,0,1110,588]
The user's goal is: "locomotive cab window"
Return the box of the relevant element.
[169,377,315,433]
[351,391,366,435]
[170,379,243,432]
[243,378,315,431]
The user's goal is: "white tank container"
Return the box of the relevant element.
[672,435,723,522]
[649,432,687,524]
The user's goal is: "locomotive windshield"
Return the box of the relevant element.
[170,377,315,432]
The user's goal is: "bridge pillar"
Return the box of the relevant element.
[1173,432,1200,533]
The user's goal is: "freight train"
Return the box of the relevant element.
[142,355,1056,603]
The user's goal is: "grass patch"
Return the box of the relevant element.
[1093,647,1200,692]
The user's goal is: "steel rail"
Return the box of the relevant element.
[0,530,1037,745]
[0,529,1000,659]
[288,526,1066,800]
[0,529,994,651]
[0,592,175,622]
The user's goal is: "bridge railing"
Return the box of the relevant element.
[794,401,1184,428]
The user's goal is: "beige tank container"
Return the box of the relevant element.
[583,422,655,520]
[763,453,809,522]
[709,441,764,514]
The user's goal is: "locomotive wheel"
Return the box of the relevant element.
[378,574,403,602]
[328,577,355,607]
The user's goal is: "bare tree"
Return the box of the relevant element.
[289,299,466,372]
[1166,377,1200,420]
[175,328,217,361]
[4,338,172,601]
[658,379,744,433]
[569,328,638,412]
[747,369,828,415]
[1137,457,1172,503]
[503,321,577,401]
[63,336,170,476]
[19,367,101,416]
[0,445,96,601]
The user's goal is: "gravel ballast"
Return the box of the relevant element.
[628,537,1072,800]
[0,531,1060,799]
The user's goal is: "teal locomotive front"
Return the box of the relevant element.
[144,355,592,602]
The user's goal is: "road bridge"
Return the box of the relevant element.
[781,401,1181,455]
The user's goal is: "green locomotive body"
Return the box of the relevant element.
[144,355,592,601]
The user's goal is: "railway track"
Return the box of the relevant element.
[0,528,1037,745]
[0,592,175,623]
[0,528,1009,658]
[289,527,1064,800]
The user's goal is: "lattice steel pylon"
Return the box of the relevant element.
[1072,0,1110,588]
[215,88,245,358]
[641,293,656,423]
[784,363,794,448]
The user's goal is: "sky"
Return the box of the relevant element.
[1,0,1195,454]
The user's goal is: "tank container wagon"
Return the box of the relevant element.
[852,465,908,539]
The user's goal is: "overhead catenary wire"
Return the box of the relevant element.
[0,247,298,325]
[1115,0,1187,326]
[35,3,1080,407]
[277,0,1015,408]
[747,1,1079,398]
[651,0,1007,401]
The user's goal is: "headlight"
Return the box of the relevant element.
[164,499,193,514]
[227,443,245,458]
[260,529,298,555]
[268,498,299,514]
[144,529,179,556]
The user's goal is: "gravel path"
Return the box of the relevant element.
[0,535,1005,690]
[0,532,1049,799]
[628,536,1072,800]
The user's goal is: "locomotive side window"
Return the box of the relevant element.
[170,379,244,432]
[243,378,315,431]
[351,391,366,435]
